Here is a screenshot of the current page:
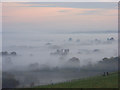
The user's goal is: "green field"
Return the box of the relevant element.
[36,72,118,88]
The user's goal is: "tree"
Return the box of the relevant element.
[2,72,20,88]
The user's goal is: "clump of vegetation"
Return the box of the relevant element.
[1,51,17,56]
[99,57,119,63]
[2,72,20,88]
[82,56,118,72]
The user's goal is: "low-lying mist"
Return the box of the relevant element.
[2,33,118,88]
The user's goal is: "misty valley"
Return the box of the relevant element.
[2,33,118,88]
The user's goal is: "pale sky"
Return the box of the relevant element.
[2,2,118,34]
[1,0,119,2]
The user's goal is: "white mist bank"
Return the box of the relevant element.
[2,33,118,71]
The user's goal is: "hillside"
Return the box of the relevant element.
[36,72,118,88]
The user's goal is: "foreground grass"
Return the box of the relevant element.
[36,73,118,88]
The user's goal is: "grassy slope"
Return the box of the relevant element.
[36,73,118,88]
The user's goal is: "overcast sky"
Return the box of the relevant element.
[2,2,118,34]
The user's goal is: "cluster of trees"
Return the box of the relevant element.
[2,72,20,88]
[64,57,80,69]
[0,51,17,56]
[99,57,119,63]
[81,57,118,72]
[50,49,69,56]
[107,37,115,41]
